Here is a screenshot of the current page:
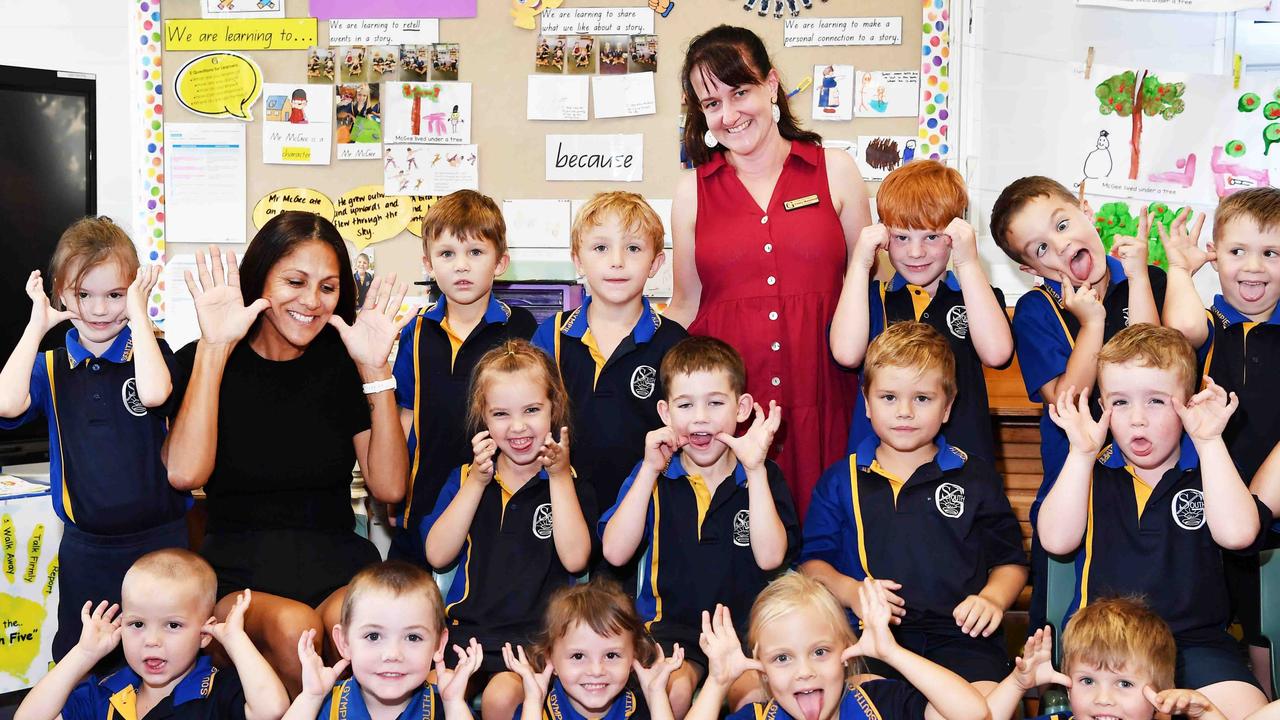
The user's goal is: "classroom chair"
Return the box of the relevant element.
[1045,554,1077,669]
[1260,548,1280,694]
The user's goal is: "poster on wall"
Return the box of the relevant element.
[811,64,853,121]
[262,83,333,165]
[384,144,479,195]
[383,82,472,145]
[336,83,382,160]
[1076,0,1265,10]
[853,70,919,118]
[0,494,64,693]
[174,52,263,121]
[309,0,476,19]
[201,0,285,18]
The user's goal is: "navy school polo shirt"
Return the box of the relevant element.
[725,681,927,720]
[1199,296,1280,485]
[392,296,537,530]
[1010,256,1167,526]
[421,464,597,636]
[318,677,442,720]
[801,435,1026,634]
[598,454,799,643]
[0,327,190,535]
[531,296,687,509]
[513,678,647,720]
[848,271,1008,463]
[61,654,244,720]
[1063,437,1270,645]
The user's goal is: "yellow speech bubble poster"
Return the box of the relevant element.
[407,196,443,238]
[252,188,336,229]
[175,52,263,120]
[333,185,411,249]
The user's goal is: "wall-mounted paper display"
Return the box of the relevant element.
[174,52,263,121]
[539,7,655,35]
[328,18,441,45]
[546,134,643,181]
[309,0,476,19]
[503,199,574,248]
[252,188,336,229]
[853,70,919,118]
[384,144,478,196]
[164,123,248,245]
[384,82,472,144]
[333,184,413,249]
[201,0,284,18]
[1077,0,1265,9]
[857,135,919,181]
[811,64,853,121]
[407,196,443,238]
[528,75,590,121]
[163,18,318,50]
[592,72,656,118]
[336,83,382,159]
[783,17,902,47]
[262,84,333,164]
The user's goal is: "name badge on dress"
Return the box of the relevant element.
[783,194,820,211]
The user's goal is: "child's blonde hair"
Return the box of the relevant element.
[1213,186,1280,241]
[862,322,957,402]
[1097,324,1198,400]
[530,577,657,671]
[571,192,665,257]
[747,573,863,684]
[124,549,218,617]
[1061,596,1176,692]
[467,339,570,435]
[421,189,507,255]
[876,160,967,233]
[48,216,140,308]
[339,560,445,633]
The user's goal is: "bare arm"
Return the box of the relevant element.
[829,226,884,368]
[745,463,787,570]
[947,219,1012,368]
[800,559,863,612]
[1039,389,1110,555]
[0,271,74,418]
[601,466,658,566]
[1250,439,1280,519]
[424,473,487,569]
[352,387,408,504]
[16,602,122,720]
[1177,380,1261,550]
[127,266,171,407]
[824,148,873,262]
[1041,279,1106,401]
[663,171,701,328]
[544,430,592,573]
[213,592,290,720]
[1159,209,1211,347]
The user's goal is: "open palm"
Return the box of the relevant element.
[185,246,269,345]
[330,273,411,370]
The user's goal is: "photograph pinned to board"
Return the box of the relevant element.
[262,84,333,165]
[812,64,854,121]
[339,45,368,82]
[384,81,472,144]
[857,135,919,181]
[336,83,382,160]
[307,46,336,82]
[597,35,628,74]
[567,36,596,75]
[370,46,400,79]
[527,74,589,121]
[432,43,460,80]
[401,45,432,79]
[536,35,569,73]
[629,35,656,72]
[854,70,920,117]
[202,0,284,18]
[384,144,478,196]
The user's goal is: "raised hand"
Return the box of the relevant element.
[851,578,906,625]
[1060,274,1105,327]
[185,246,270,346]
[24,270,77,334]
[209,588,251,645]
[699,604,763,687]
[330,273,412,371]
[502,642,554,703]
[1112,206,1151,278]
[126,265,162,328]
[1011,626,1070,691]
[295,628,349,697]
[1174,377,1238,442]
[945,218,980,268]
[1047,386,1110,456]
[952,594,1003,638]
[1159,208,1211,275]
[634,643,684,698]
[1143,687,1219,720]
[437,638,484,704]
[75,601,122,661]
[469,431,497,486]
[641,426,684,474]
[853,224,890,272]
[715,401,781,471]
[841,579,901,663]
[538,427,571,477]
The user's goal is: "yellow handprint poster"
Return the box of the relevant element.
[0,500,63,691]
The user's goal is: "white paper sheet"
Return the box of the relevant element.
[811,64,854,121]
[527,75,590,121]
[327,18,440,45]
[857,135,920,181]
[201,0,284,18]
[262,83,333,165]
[591,72,656,118]
[546,134,643,182]
[383,82,472,144]
[161,254,202,351]
[164,123,247,245]
[783,17,903,47]
[384,144,478,196]
[853,70,920,118]
[539,7,654,34]
[503,199,574,248]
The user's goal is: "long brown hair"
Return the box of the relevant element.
[680,25,820,167]
[48,216,140,307]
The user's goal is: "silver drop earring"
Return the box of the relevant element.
[704,129,719,148]
[771,102,781,123]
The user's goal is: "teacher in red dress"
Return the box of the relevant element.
[665,25,872,519]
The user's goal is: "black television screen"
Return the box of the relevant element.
[0,65,96,465]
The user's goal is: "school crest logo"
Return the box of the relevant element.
[936,482,965,518]
[732,510,751,547]
[532,503,554,539]
[631,365,656,399]
[946,306,969,340]
[1171,489,1205,530]
[122,378,147,417]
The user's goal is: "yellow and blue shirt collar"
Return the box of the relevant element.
[887,270,961,293]
[1041,255,1125,306]
[559,296,662,345]
[662,451,749,487]
[1210,294,1280,327]
[543,678,638,720]
[100,654,220,717]
[853,434,967,474]
[322,677,439,720]
[423,294,512,326]
[66,326,134,367]
[1097,434,1199,471]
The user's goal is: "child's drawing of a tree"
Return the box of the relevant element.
[1095,70,1186,180]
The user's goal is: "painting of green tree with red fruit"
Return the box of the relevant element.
[1095,70,1186,180]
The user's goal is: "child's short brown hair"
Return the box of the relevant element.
[48,216,140,305]
[1097,324,1197,399]
[530,577,657,671]
[339,560,445,632]
[876,160,967,232]
[1061,596,1176,692]
[659,336,746,398]
[124,549,218,617]
[571,192,665,256]
[988,176,1080,264]
[467,338,571,435]
[862,322,957,402]
[1213,187,1280,241]
[420,189,507,255]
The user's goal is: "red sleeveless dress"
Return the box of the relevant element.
[690,140,855,518]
